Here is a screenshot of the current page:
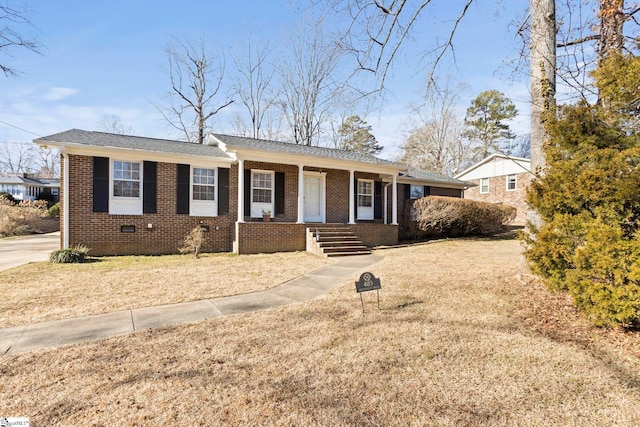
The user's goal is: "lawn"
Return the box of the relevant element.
[1,237,640,425]
[0,251,329,328]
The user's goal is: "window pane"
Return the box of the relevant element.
[410,185,424,199]
[253,188,271,203]
[358,195,372,207]
[253,173,271,189]
[193,168,215,185]
[358,181,372,195]
[193,185,215,201]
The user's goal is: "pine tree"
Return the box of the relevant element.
[337,115,383,155]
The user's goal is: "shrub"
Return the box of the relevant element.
[0,191,15,204]
[523,54,640,327]
[401,196,515,240]
[48,202,60,217]
[0,198,49,237]
[179,226,206,258]
[50,245,90,263]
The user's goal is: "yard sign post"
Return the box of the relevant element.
[355,272,381,314]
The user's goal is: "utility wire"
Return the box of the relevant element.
[0,119,43,137]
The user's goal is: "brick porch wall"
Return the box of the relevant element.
[236,222,399,254]
[463,172,531,225]
[66,155,238,256]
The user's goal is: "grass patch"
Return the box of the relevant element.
[0,251,329,328]
[1,238,640,425]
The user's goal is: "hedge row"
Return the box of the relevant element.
[400,196,516,240]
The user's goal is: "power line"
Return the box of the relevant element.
[0,119,43,137]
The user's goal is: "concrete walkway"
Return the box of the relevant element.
[0,232,60,272]
[0,254,382,356]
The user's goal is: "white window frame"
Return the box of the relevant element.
[357,178,374,220]
[250,170,274,218]
[480,178,489,194]
[506,174,517,191]
[109,159,142,215]
[190,167,218,217]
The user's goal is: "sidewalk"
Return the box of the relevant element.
[0,254,382,356]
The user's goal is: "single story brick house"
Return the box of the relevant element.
[35,129,470,255]
[0,173,60,202]
[454,154,532,225]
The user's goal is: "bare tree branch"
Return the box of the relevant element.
[0,4,41,77]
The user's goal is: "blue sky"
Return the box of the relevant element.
[0,0,529,160]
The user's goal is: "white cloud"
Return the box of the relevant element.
[43,87,80,101]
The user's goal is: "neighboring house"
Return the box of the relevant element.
[454,154,532,225]
[35,129,471,255]
[0,173,60,202]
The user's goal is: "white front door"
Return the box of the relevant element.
[304,173,325,223]
[357,179,374,220]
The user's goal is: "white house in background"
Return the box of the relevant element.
[455,154,532,225]
[0,173,60,202]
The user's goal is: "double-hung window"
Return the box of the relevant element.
[113,161,140,198]
[110,160,143,215]
[480,178,489,194]
[506,174,517,191]
[251,170,274,217]
[190,167,217,216]
[410,185,424,199]
[357,179,374,220]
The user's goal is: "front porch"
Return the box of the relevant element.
[234,222,398,255]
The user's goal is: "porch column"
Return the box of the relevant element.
[383,183,389,225]
[392,173,398,225]
[297,164,304,223]
[63,153,69,249]
[348,169,356,224]
[237,159,245,223]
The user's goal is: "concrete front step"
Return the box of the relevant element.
[326,250,372,257]
[322,245,370,253]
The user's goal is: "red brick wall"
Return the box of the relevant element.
[352,223,398,247]
[463,172,531,225]
[67,155,237,256]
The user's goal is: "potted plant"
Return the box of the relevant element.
[262,208,271,222]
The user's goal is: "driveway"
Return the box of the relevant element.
[0,232,60,272]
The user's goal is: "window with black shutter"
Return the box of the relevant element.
[176,164,190,214]
[93,157,109,212]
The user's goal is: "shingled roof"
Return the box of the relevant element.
[36,129,230,159]
[211,134,402,167]
[401,168,472,187]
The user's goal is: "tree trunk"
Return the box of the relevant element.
[530,0,556,175]
[598,0,625,61]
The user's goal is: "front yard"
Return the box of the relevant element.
[1,237,640,425]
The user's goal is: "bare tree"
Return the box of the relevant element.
[326,0,475,91]
[400,84,471,175]
[97,114,135,135]
[158,35,234,144]
[1,3,40,77]
[278,21,344,146]
[231,37,278,139]
[0,142,35,174]
[32,146,59,177]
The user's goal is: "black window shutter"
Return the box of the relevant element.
[354,178,358,212]
[424,186,431,197]
[143,161,157,214]
[374,181,383,219]
[244,169,251,217]
[275,172,285,215]
[93,156,109,213]
[176,164,190,214]
[218,168,230,215]
[403,184,411,202]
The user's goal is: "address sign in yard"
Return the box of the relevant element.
[355,272,381,313]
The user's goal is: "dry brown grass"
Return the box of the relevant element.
[2,237,640,425]
[0,251,329,328]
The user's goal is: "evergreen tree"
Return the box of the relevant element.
[337,115,383,155]
[464,90,518,159]
[524,53,640,327]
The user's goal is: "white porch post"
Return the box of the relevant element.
[392,173,398,225]
[383,183,389,225]
[348,169,356,224]
[297,164,304,223]
[237,159,245,223]
[63,153,69,249]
